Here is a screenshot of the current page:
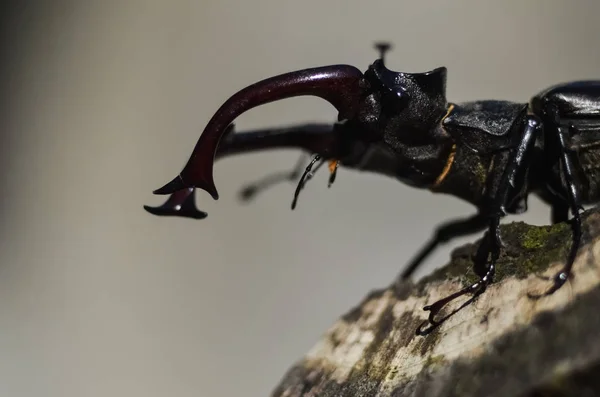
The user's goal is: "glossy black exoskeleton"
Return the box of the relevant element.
[145,44,600,330]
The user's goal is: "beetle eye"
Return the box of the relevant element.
[382,85,409,113]
[391,86,408,101]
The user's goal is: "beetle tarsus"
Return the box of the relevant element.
[423,262,495,328]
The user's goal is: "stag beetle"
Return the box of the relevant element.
[145,43,600,328]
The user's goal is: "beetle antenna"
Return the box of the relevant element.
[291,154,324,210]
[374,41,393,64]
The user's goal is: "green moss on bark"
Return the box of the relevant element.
[418,218,575,290]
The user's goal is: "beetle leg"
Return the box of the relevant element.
[421,260,495,328]
[238,154,308,201]
[422,115,541,327]
[400,213,488,280]
[550,198,570,224]
[530,120,583,297]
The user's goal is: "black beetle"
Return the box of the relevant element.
[145,44,600,328]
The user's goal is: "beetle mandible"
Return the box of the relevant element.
[145,44,600,327]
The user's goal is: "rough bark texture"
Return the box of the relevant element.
[273,207,600,397]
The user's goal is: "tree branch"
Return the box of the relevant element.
[273,207,600,397]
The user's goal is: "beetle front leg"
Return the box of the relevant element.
[422,116,542,327]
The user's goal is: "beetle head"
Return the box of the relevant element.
[151,54,450,200]
[363,59,448,129]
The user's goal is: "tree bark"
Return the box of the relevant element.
[272,208,600,397]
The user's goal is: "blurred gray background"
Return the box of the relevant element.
[1,1,600,396]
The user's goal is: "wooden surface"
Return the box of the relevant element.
[272,208,600,397]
